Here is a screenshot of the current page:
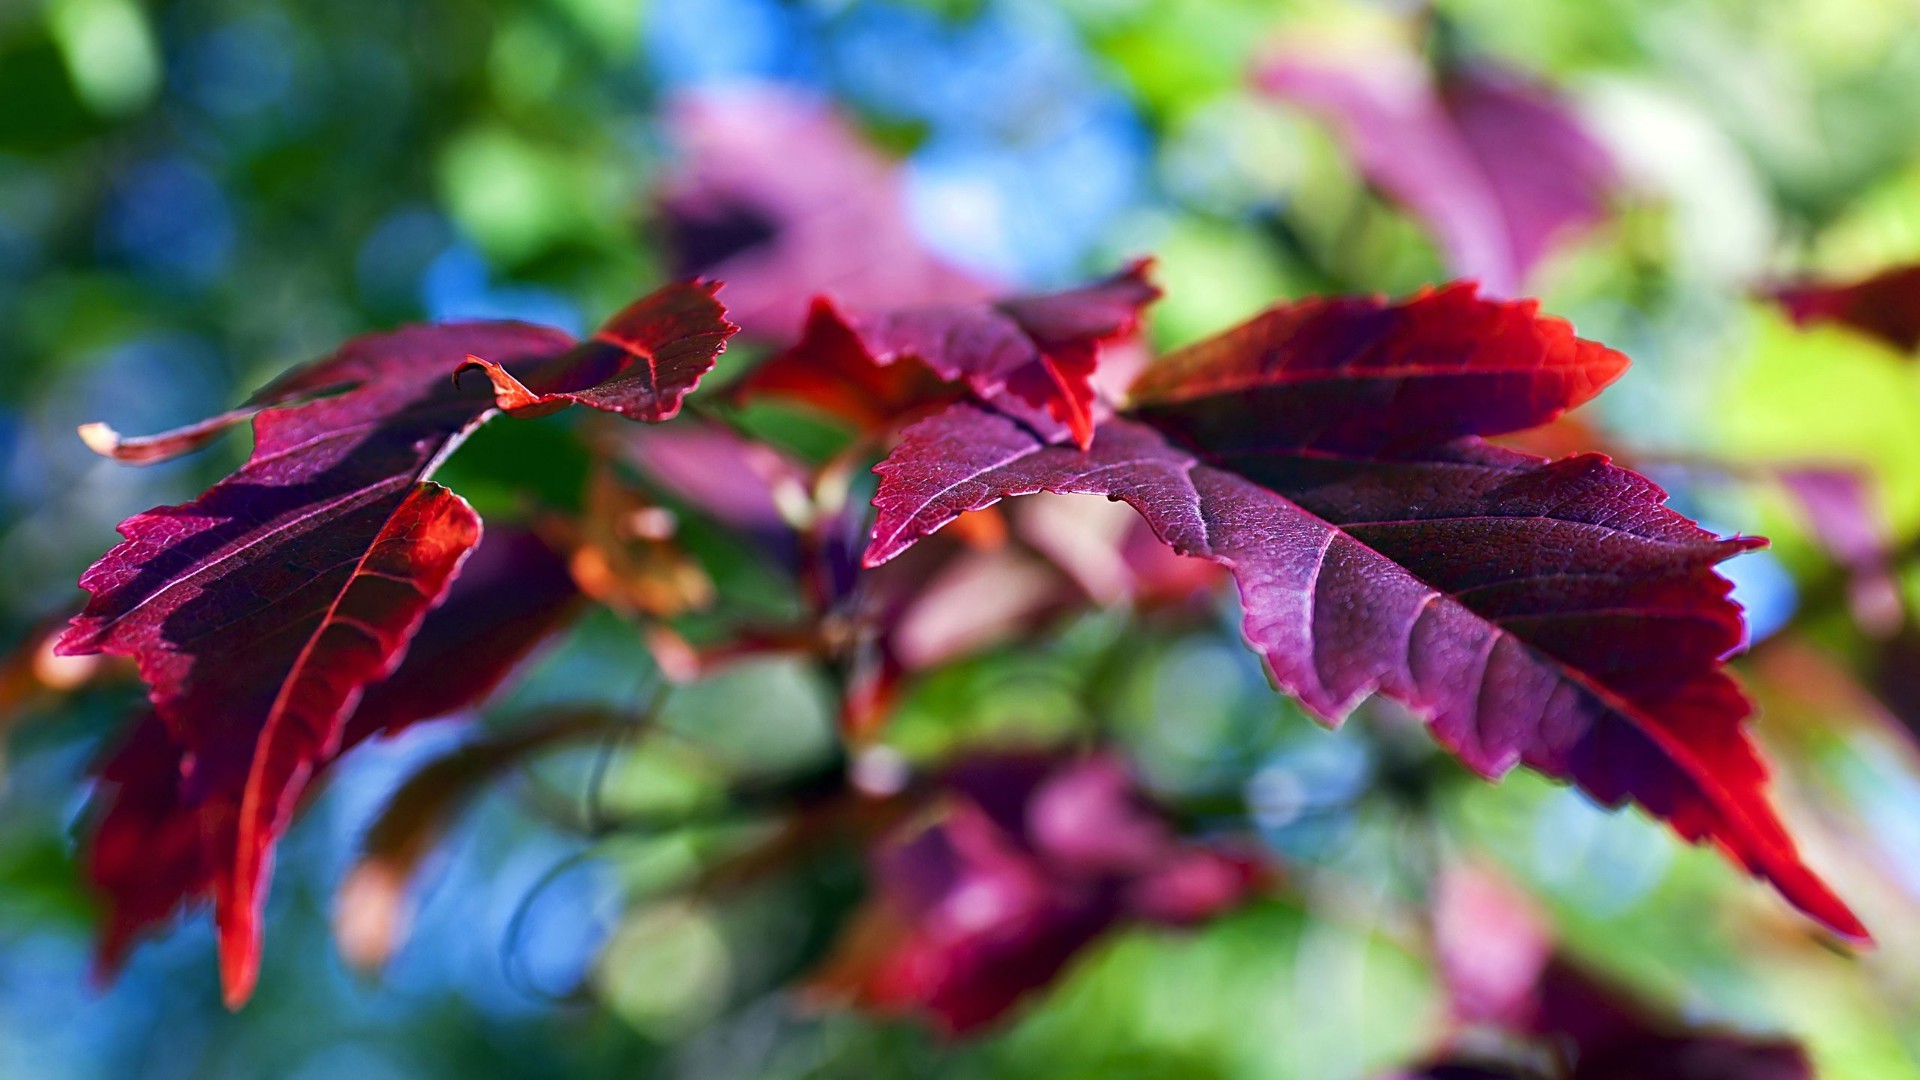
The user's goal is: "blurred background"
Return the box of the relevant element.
[7,0,1920,1076]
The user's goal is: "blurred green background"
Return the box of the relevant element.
[6,0,1920,1076]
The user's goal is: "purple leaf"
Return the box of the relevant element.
[655,86,993,342]
[1257,44,1616,295]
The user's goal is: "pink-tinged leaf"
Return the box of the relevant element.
[1257,46,1616,295]
[1777,467,1902,637]
[1431,861,1554,1031]
[1411,864,1814,1080]
[57,318,586,1006]
[742,262,1161,449]
[863,304,1863,944]
[458,280,737,422]
[617,419,813,539]
[656,86,994,342]
[1769,262,1920,354]
[809,752,1261,1034]
[83,526,580,992]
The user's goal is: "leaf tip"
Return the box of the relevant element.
[218,926,260,1010]
[455,355,544,413]
[77,422,123,459]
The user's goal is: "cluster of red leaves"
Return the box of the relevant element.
[55,206,1867,1031]
[61,283,734,1006]
[857,278,1863,944]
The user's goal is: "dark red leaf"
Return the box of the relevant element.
[75,482,480,1006]
[83,526,580,994]
[56,291,730,1004]
[740,261,1161,449]
[862,285,1865,941]
[1127,282,1627,455]
[86,712,210,979]
[1257,45,1616,295]
[220,482,479,999]
[655,87,994,342]
[1768,262,1920,353]
[457,280,736,422]
[810,752,1260,1034]
[344,528,582,744]
[734,297,959,433]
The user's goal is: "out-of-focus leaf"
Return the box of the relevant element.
[1776,467,1902,637]
[560,464,713,619]
[1405,864,1814,1080]
[1257,38,1616,294]
[655,85,993,342]
[1769,263,1920,354]
[335,709,620,974]
[808,751,1262,1035]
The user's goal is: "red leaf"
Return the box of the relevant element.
[1257,43,1616,294]
[83,526,580,994]
[56,291,727,1004]
[457,280,737,422]
[1129,282,1627,454]
[741,261,1161,449]
[223,482,479,1000]
[809,752,1260,1034]
[655,86,994,342]
[1768,262,1920,353]
[734,297,959,433]
[862,285,1865,941]
[343,528,582,745]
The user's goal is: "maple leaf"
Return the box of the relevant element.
[62,283,723,1006]
[1257,41,1616,295]
[81,525,580,1002]
[862,283,1866,941]
[739,261,1160,449]
[1768,262,1920,354]
[808,752,1261,1034]
[456,280,737,421]
[654,85,994,342]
